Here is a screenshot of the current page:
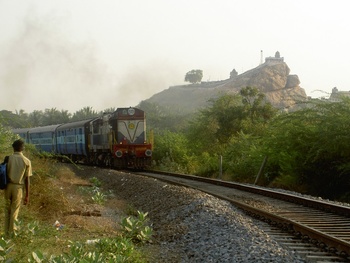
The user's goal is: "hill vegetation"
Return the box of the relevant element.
[144,61,307,114]
[138,88,350,202]
[1,84,350,202]
[1,85,350,259]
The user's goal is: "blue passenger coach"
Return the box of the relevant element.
[28,124,60,152]
[13,125,60,153]
[56,119,94,158]
[13,128,31,143]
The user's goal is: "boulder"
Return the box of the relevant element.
[144,61,307,113]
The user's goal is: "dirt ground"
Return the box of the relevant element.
[49,164,128,237]
[46,163,188,261]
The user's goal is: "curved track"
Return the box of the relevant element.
[137,170,350,262]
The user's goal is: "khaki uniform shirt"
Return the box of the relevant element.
[7,152,32,185]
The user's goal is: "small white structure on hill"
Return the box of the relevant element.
[265,51,284,64]
[329,87,350,102]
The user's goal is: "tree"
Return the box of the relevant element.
[239,86,276,126]
[28,110,43,127]
[58,110,71,124]
[41,108,71,125]
[187,88,276,153]
[251,97,350,199]
[184,69,203,84]
[186,94,242,154]
[153,130,191,173]
[0,110,29,128]
[0,119,17,153]
[138,101,192,132]
[71,106,99,121]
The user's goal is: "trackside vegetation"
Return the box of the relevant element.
[0,124,153,262]
[2,87,350,201]
[142,88,350,202]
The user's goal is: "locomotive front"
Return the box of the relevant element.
[109,107,152,169]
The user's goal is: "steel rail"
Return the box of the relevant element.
[148,169,350,216]
[140,169,350,258]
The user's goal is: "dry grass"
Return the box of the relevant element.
[0,156,127,261]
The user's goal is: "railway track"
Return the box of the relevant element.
[136,170,350,262]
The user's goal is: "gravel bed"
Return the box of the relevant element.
[93,170,306,263]
[161,193,305,263]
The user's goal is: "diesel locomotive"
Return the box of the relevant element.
[13,107,152,169]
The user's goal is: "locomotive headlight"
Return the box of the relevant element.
[115,150,123,158]
[128,108,135,115]
[145,149,152,157]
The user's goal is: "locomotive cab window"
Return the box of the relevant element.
[93,120,102,134]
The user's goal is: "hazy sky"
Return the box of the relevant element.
[0,0,349,113]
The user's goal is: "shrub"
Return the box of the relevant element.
[0,238,14,262]
[120,211,153,244]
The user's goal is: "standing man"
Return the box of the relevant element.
[4,139,32,237]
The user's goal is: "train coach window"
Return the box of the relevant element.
[93,124,99,133]
[66,136,75,143]
[41,139,52,144]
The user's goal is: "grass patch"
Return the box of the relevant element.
[0,154,152,262]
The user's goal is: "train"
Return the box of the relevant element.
[13,107,152,169]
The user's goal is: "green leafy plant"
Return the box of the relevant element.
[90,177,102,187]
[23,220,40,236]
[120,211,153,243]
[92,190,107,205]
[95,237,141,261]
[0,238,14,262]
[78,184,108,205]
[29,243,107,263]
[29,237,145,262]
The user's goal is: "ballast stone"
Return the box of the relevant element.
[158,192,305,263]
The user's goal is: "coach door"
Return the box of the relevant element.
[77,128,84,155]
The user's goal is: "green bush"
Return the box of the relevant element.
[120,211,153,244]
[29,238,144,262]
[91,190,107,205]
[90,177,102,187]
[25,211,152,262]
[0,238,14,262]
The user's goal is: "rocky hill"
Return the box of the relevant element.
[143,56,308,113]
